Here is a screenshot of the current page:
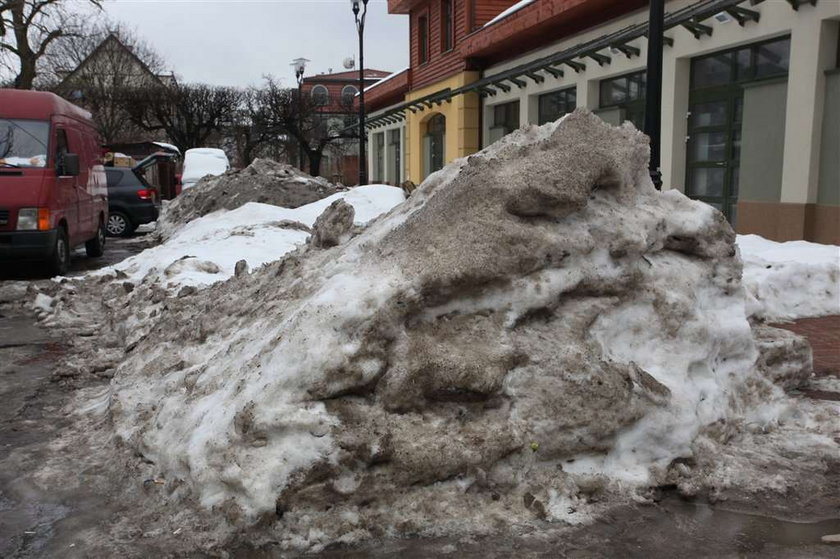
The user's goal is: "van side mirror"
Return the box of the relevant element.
[60,153,80,176]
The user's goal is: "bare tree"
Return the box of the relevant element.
[256,76,359,178]
[47,23,171,143]
[123,83,243,153]
[0,0,103,89]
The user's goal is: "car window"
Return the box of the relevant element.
[105,169,123,187]
[107,168,148,188]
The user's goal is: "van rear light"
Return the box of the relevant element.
[137,189,153,200]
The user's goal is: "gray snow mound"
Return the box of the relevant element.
[104,110,816,550]
[155,159,339,241]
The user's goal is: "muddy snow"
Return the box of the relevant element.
[155,158,339,241]
[14,110,839,553]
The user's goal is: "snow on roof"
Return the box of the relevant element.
[484,0,536,28]
[360,67,409,95]
[153,142,180,154]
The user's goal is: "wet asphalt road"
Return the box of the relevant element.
[0,233,149,281]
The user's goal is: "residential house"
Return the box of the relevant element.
[53,33,176,144]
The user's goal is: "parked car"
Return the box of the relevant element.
[0,89,107,275]
[180,148,229,190]
[104,167,160,237]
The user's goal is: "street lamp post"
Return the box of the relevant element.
[351,0,370,186]
[291,57,309,171]
[644,0,665,191]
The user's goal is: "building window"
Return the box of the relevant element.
[599,70,646,130]
[489,100,520,143]
[418,15,429,64]
[690,35,791,90]
[538,87,577,125]
[686,36,792,225]
[341,85,358,106]
[424,114,445,177]
[441,0,454,52]
[388,128,401,184]
[311,85,329,106]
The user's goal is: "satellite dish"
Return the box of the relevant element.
[343,57,355,70]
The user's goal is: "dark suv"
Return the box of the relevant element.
[104,168,159,237]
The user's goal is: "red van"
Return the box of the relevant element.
[0,90,107,275]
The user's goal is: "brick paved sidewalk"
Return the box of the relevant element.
[771,315,840,377]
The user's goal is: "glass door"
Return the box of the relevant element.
[686,36,790,225]
[686,93,742,222]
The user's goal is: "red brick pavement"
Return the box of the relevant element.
[772,315,840,377]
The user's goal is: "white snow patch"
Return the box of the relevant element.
[737,234,840,321]
[92,185,405,289]
[362,67,408,94]
[153,142,180,154]
[484,0,536,27]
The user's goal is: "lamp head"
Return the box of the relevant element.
[291,57,309,76]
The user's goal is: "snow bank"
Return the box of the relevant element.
[95,185,405,289]
[156,159,339,241]
[738,234,840,321]
[104,111,805,550]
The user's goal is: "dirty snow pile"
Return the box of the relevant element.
[103,111,823,550]
[737,234,840,322]
[156,159,339,241]
[92,185,405,289]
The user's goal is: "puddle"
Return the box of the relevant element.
[659,497,840,552]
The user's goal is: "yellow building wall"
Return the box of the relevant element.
[405,72,480,183]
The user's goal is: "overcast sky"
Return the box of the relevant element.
[101,0,409,87]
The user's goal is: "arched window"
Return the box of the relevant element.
[341,85,358,105]
[311,85,329,106]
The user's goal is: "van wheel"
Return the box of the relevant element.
[48,227,70,277]
[85,222,106,257]
[106,212,133,237]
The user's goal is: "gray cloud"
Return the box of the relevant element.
[103,0,409,87]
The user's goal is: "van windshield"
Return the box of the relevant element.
[0,119,49,168]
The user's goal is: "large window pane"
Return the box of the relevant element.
[689,167,725,197]
[691,101,728,128]
[600,71,645,108]
[735,48,751,81]
[692,132,727,161]
[755,38,791,78]
[693,53,733,88]
[492,101,520,135]
[538,88,576,125]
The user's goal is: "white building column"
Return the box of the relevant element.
[381,130,391,184]
[576,75,600,110]
[367,131,376,185]
[780,14,839,204]
[661,55,691,192]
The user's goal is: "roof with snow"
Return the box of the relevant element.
[302,68,392,84]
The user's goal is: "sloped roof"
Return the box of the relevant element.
[302,68,392,84]
[55,33,170,90]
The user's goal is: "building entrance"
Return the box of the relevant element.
[686,36,791,224]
